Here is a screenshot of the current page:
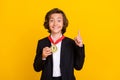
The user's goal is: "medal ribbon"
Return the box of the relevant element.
[48,35,65,45]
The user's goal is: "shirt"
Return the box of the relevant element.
[51,35,62,77]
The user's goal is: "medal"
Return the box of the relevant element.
[50,44,57,53]
[48,35,65,53]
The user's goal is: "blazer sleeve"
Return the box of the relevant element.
[74,44,85,70]
[33,40,46,72]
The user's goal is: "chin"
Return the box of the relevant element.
[52,31,62,34]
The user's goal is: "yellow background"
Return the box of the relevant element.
[0,0,120,80]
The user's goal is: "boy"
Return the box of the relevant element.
[33,8,85,80]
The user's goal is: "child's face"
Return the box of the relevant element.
[49,13,63,34]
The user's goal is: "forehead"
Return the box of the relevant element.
[49,13,63,19]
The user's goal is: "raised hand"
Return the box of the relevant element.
[74,30,83,47]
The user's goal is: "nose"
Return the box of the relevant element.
[53,21,57,26]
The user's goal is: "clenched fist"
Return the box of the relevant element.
[42,47,52,58]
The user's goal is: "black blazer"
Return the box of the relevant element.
[33,37,85,80]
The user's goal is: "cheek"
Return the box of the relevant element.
[60,22,64,28]
[49,22,53,27]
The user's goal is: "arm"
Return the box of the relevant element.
[74,30,85,70]
[33,40,52,72]
[33,41,45,72]
[74,44,85,70]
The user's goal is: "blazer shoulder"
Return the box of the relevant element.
[38,37,49,43]
[37,37,51,48]
[64,37,75,43]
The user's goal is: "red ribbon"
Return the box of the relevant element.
[48,35,65,44]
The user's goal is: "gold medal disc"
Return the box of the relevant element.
[51,45,57,53]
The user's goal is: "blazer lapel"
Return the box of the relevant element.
[60,38,66,68]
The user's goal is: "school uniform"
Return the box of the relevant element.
[33,36,85,80]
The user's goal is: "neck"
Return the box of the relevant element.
[51,32,62,41]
